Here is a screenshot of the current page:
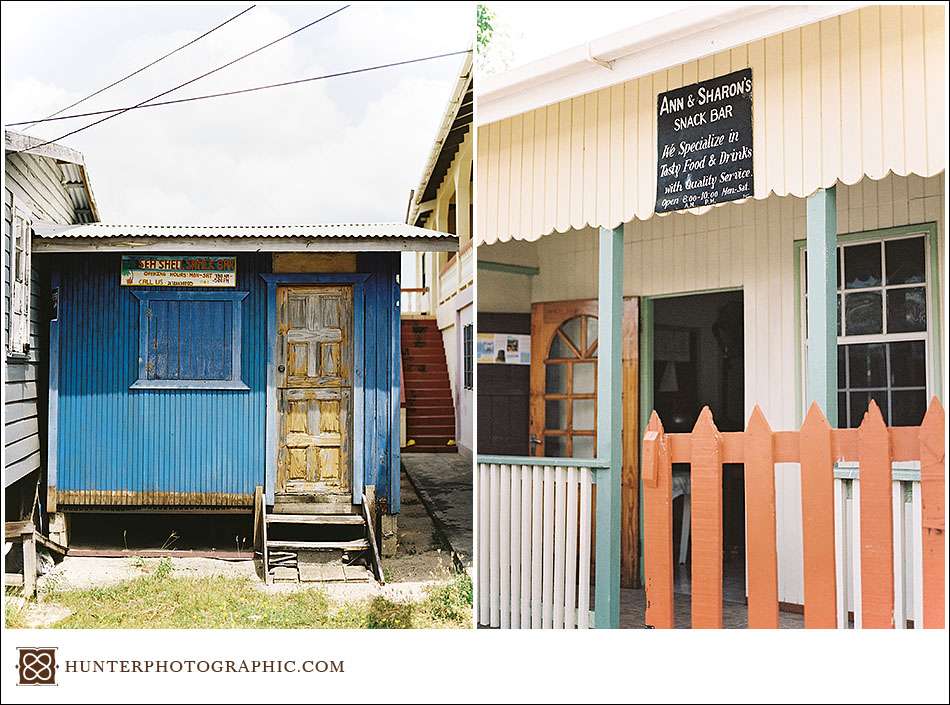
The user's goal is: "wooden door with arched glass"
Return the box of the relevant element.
[529,298,640,586]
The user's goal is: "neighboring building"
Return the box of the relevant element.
[4,130,99,525]
[4,128,457,582]
[403,52,474,457]
[475,5,945,628]
[32,222,454,578]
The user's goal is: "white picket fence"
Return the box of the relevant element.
[476,458,605,629]
[833,461,925,628]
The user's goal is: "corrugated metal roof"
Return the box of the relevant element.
[35,222,454,239]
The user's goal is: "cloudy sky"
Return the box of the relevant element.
[483,2,689,72]
[1,2,472,224]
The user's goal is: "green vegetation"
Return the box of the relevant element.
[5,563,473,630]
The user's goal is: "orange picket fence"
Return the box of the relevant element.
[642,398,945,629]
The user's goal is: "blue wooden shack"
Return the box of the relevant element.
[33,222,456,579]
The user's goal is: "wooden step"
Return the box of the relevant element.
[272,502,356,515]
[266,513,365,525]
[266,539,369,551]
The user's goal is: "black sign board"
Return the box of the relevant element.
[655,68,753,214]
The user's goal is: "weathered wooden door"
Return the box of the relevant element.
[529,298,640,586]
[277,286,353,495]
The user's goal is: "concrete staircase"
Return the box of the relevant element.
[401,319,457,453]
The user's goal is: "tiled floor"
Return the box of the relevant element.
[619,588,804,628]
[622,555,804,628]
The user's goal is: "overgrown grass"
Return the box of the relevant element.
[5,564,473,630]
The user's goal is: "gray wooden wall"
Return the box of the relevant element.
[4,151,80,489]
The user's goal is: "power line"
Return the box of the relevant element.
[7,50,472,127]
[11,4,350,154]
[20,5,256,131]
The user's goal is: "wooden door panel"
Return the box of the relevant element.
[279,287,351,389]
[529,297,640,588]
[277,286,352,493]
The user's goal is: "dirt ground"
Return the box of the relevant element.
[11,472,460,628]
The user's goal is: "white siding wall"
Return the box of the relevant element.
[477,6,946,245]
[478,172,945,603]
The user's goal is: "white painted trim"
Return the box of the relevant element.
[5,129,86,165]
[407,52,472,224]
[477,4,858,125]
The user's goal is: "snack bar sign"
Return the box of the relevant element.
[655,68,754,213]
[120,256,237,287]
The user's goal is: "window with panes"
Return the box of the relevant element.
[802,233,931,428]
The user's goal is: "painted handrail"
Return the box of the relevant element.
[476,455,610,469]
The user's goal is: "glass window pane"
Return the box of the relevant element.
[847,343,886,388]
[849,390,889,428]
[885,237,925,285]
[888,340,926,388]
[837,294,841,336]
[572,399,595,430]
[586,316,598,349]
[843,242,882,289]
[545,363,568,393]
[572,435,595,458]
[837,391,847,429]
[544,434,567,457]
[573,362,595,394]
[561,317,582,350]
[545,400,568,429]
[837,346,846,389]
[844,291,883,335]
[891,390,927,426]
[886,287,927,333]
[549,331,575,359]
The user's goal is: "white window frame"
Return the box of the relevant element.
[799,227,935,427]
[8,196,33,357]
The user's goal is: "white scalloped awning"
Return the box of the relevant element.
[476,5,946,245]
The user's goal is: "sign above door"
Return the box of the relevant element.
[655,68,754,214]
[120,255,236,287]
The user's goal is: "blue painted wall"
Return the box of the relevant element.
[52,252,400,510]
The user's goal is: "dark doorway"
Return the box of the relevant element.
[651,290,745,602]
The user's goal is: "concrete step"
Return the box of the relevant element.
[406,381,452,390]
[407,389,453,399]
[406,434,456,446]
[403,445,459,453]
[407,424,456,436]
[402,350,446,365]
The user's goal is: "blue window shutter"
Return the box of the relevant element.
[148,300,180,380]
[179,300,231,380]
[132,290,248,390]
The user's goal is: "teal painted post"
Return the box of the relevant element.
[595,225,624,628]
[806,187,838,425]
